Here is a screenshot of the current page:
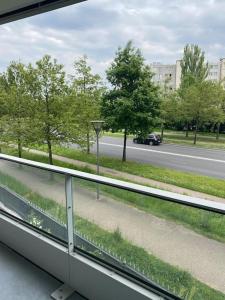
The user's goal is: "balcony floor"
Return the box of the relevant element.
[0,242,86,300]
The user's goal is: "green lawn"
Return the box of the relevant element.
[162,132,225,150]
[0,170,224,300]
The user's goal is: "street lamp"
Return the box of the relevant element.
[91,120,105,200]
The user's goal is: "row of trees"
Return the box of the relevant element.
[160,44,225,144]
[0,42,225,163]
[0,55,103,163]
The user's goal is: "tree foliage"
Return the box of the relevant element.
[0,62,34,157]
[70,56,103,153]
[160,91,181,140]
[180,44,209,89]
[102,41,160,161]
[179,44,210,138]
[32,55,68,164]
[182,81,225,144]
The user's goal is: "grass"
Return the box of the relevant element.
[162,132,225,150]
[77,219,225,300]
[0,170,224,300]
[1,145,225,243]
[0,169,67,226]
[99,184,225,243]
[49,145,225,199]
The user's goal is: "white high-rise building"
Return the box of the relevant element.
[150,58,225,90]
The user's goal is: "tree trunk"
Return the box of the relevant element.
[47,139,53,165]
[185,122,189,138]
[18,138,22,158]
[193,124,198,145]
[122,129,127,162]
[216,123,220,140]
[87,131,90,154]
[161,124,164,142]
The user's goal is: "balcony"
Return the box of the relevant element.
[0,242,85,300]
[0,153,225,300]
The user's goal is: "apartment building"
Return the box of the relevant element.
[150,58,225,90]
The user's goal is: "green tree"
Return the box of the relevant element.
[71,56,103,154]
[212,83,225,140]
[180,44,209,89]
[0,81,7,153]
[159,76,180,141]
[159,91,181,141]
[182,81,224,144]
[102,41,160,161]
[180,44,209,137]
[34,55,67,165]
[0,62,34,157]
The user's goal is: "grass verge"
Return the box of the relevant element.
[0,170,224,300]
[163,133,225,150]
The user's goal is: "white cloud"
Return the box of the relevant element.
[0,0,225,77]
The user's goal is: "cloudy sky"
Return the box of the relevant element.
[0,0,225,77]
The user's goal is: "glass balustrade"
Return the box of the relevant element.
[0,154,224,300]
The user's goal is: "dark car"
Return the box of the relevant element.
[133,133,161,145]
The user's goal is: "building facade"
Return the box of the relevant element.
[150,58,225,90]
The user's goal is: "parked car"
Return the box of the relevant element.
[133,133,161,145]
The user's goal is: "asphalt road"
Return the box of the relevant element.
[88,136,225,179]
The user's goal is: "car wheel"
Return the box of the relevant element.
[149,141,153,146]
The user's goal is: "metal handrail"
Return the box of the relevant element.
[0,153,225,215]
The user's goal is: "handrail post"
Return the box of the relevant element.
[65,175,74,253]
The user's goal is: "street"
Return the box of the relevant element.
[89,136,225,179]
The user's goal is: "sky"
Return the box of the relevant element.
[0,0,225,78]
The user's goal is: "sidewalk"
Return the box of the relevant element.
[27,148,225,204]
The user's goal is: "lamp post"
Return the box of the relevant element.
[91,120,105,200]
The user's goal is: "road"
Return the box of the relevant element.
[87,136,225,179]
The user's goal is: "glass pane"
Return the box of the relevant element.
[0,160,67,241]
[73,177,225,300]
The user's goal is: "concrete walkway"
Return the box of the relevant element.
[1,161,225,294]
[27,148,225,204]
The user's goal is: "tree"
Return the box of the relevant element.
[212,83,225,140]
[102,41,160,161]
[0,62,34,157]
[158,76,181,141]
[0,81,7,153]
[159,91,181,141]
[180,44,209,89]
[182,81,224,144]
[180,44,209,137]
[71,56,103,154]
[33,55,67,165]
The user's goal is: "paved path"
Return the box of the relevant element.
[86,136,225,179]
[1,161,225,293]
[27,148,225,204]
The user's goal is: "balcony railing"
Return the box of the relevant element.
[0,153,225,300]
